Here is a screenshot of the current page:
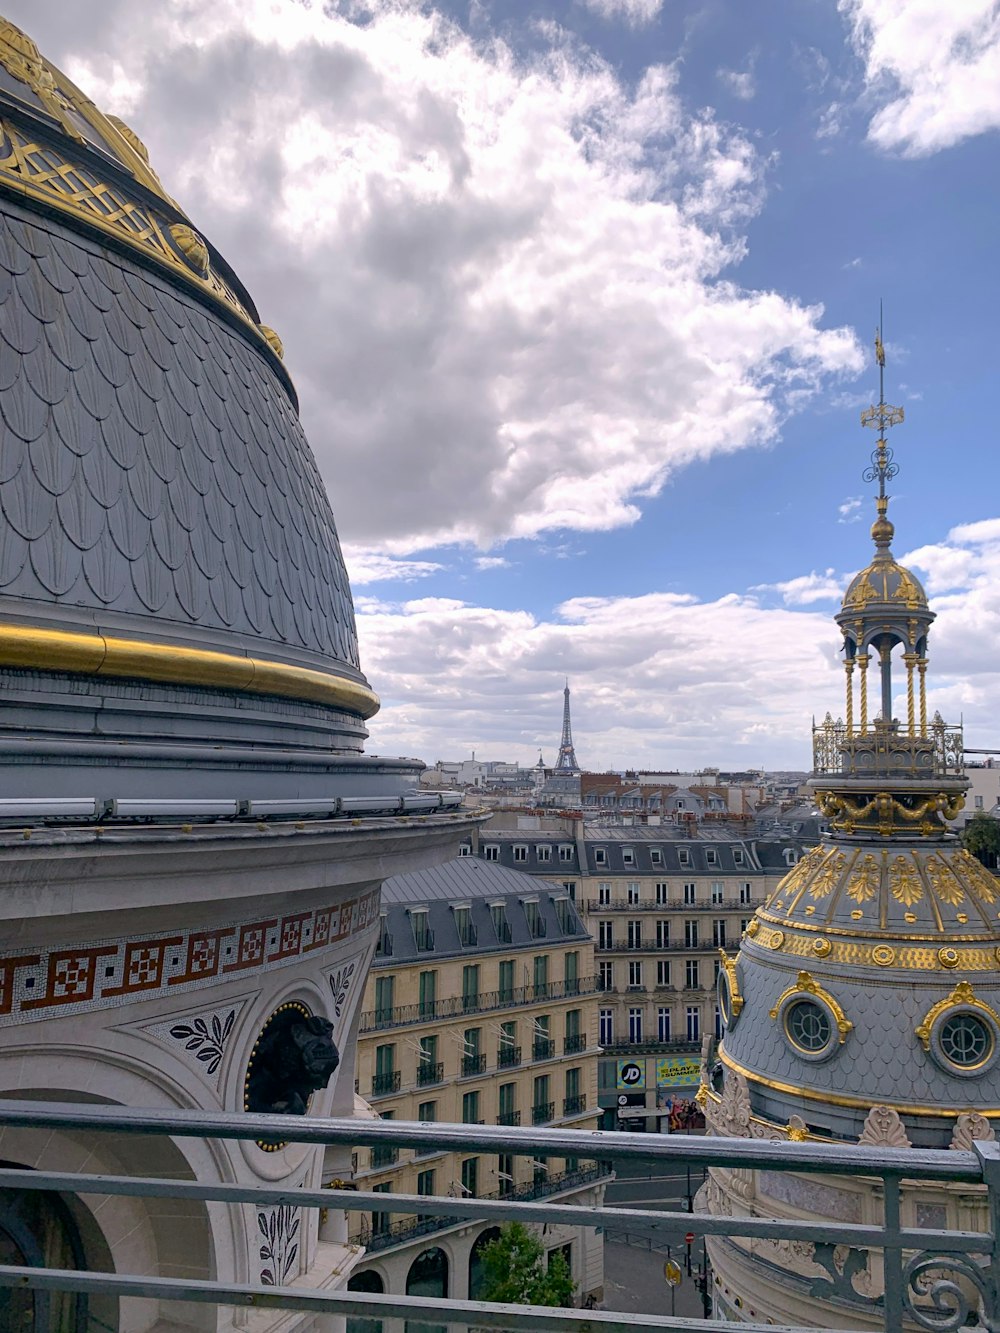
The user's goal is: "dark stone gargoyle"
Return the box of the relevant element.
[247,1014,340,1116]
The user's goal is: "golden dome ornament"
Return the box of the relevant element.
[168,223,210,278]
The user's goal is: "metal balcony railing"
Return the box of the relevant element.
[360,1164,608,1254]
[563,1032,587,1054]
[497,1044,521,1068]
[496,1110,521,1126]
[531,1100,555,1124]
[596,941,718,953]
[562,1094,587,1115]
[532,1039,555,1061]
[1,1099,998,1333]
[359,977,598,1032]
[415,1060,444,1086]
[812,714,965,777]
[461,1054,487,1077]
[371,1070,401,1097]
[599,1039,700,1056]
[588,898,750,912]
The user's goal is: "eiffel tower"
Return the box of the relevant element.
[555,681,581,773]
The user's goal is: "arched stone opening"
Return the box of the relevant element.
[0,1163,117,1332]
[468,1226,501,1300]
[348,1265,385,1333]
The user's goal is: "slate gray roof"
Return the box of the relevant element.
[0,200,359,673]
[378,857,589,963]
[476,830,770,876]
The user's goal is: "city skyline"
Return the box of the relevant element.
[13,0,998,770]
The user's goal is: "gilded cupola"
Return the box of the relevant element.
[706,324,994,1153]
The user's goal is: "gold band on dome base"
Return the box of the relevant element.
[0,623,380,718]
[718,1046,1000,1118]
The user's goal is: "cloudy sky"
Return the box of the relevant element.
[14,0,1000,770]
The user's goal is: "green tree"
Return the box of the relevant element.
[962,812,1000,868]
[476,1222,576,1307]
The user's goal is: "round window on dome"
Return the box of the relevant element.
[718,970,732,1029]
[784,999,833,1056]
[935,1012,994,1073]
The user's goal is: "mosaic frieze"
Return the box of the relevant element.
[0,889,378,1028]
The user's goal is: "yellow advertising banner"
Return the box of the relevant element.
[655,1056,700,1087]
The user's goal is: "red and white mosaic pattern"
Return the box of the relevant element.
[0,890,379,1028]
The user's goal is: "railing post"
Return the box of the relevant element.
[975,1140,1000,1332]
[883,1174,904,1333]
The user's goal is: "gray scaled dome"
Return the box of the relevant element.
[0,18,402,800]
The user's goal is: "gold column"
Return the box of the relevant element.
[844,659,854,737]
[918,657,928,737]
[857,654,869,732]
[904,652,917,737]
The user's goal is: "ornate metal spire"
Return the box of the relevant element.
[860,304,904,540]
[555,681,581,773]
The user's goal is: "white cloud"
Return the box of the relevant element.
[753,569,846,606]
[342,548,444,585]
[474,556,510,570]
[579,0,665,25]
[356,513,1000,768]
[717,64,756,101]
[358,589,841,768]
[838,496,863,523]
[842,256,862,270]
[841,0,1000,156]
[12,0,862,558]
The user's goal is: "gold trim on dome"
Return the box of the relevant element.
[915,983,1000,1053]
[768,970,852,1043]
[0,622,379,717]
[718,1047,1000,1118]
[0,117,278,362]
[748,925,1000,971]
[718,950,744,1019]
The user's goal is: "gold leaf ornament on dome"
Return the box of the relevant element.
[168,223,210,278]
[889,854,923,907]
[847,854,880,903]
[259,325,284,360]
[958,850,1000,904]
[924,856,965,908]
[808,850,845,900]
[844,569,878,609]
[0,21,83,144]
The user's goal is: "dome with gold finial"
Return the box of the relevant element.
[705,321,985,1161]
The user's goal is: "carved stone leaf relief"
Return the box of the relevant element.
[859,1105,911,1148]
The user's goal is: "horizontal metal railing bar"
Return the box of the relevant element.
[0,1100,982,1180]
[0,1263,880,1333]
[0,1168,989,1254]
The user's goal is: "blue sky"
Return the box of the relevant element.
[15,0,1000,770]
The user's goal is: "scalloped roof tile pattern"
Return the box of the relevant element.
[0,204,359,669]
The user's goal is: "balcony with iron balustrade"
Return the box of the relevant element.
[531,1100,556,1125]
[562,1095,587,1116]
[563,1033,587,1055]
[415,1061,444,1087]
[460,1054,487,1077]
[359,977,597,1033]
[587,898,750,912]
[496,1044,521,1069]
[496,1110,521,1126]
[532,1038,555,1062]
[371,1070,401,1097]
